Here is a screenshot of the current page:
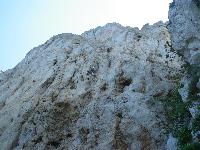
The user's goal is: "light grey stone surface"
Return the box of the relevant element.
[0,22,184,150]
[168,0,200,148]
[167,134,177,150]
[189,101,200,118]
[168,0,200,112]
[168,0,200,64]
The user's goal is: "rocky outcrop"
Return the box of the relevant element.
[168,0,200,64]
[0,22,184,150]
[168,0,200,149]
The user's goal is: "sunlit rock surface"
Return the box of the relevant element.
[0,22,184,150]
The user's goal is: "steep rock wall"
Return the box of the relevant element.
[168,0,200,149]
[0,22,184,150]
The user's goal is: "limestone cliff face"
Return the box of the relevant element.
[168,0,200,149]
[168,0,200,95]
[168,0,200,64]
[0,22,184,150]
[168,0,200,117]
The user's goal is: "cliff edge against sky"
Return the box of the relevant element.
[0,1,200,150]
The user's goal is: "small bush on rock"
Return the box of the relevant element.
[174,127,192,145]
[180,142,200,150]
[192,114,200,132]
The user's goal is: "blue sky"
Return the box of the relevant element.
[0,0,172,71]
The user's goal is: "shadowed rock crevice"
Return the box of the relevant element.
[194,0,200,8]
[115,72,132,94]
[40,76,56,93]
[112,112,128,150]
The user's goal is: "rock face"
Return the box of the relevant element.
[168,0,200,148]
[0,22,184,150]
[168,0,200,87]
[168,0,200,64]
[168,0,200,112]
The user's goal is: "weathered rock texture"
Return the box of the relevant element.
[0,22,184,150]
[168,0,200,115]
[168,0,200,148]
[168,0,200,87]
[168,0,200,64]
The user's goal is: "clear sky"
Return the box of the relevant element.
[0,0,173,71]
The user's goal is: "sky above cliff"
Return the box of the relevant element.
[0,0,173,71]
